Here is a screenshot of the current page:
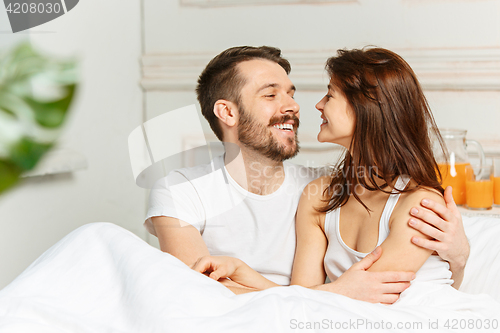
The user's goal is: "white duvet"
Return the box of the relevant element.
[0,217,499,333]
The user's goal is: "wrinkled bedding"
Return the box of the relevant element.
[0,217,499,333]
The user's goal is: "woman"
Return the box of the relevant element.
[289,47,453,304]
[192,47,453,303]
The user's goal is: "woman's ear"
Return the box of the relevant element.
[213,100,237,127]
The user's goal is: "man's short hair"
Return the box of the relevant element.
[196,46,291,141]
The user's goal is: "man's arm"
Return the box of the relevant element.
[152,216,256,294]
[408,186,470,289]
[152,216,210,267]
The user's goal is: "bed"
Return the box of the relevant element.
[0,216,499,333]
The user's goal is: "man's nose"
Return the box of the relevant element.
[283,96,300,114]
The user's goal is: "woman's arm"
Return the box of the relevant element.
[292,178,414,304]
[367,188,445,274]
[408,186,469,289]
[290,178,330,287]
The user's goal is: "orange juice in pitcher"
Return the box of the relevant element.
[494,177,500,206]
[437,163,470,205]
[434,129,486,205]
[493,158,500,206]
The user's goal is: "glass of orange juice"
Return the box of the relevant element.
[493,158,500,207]
[465,164,493,210]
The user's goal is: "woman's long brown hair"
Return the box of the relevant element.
[319,47,447,213]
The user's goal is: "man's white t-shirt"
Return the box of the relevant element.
[145,154,323,285]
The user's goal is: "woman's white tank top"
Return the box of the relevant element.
[323,176,453,285]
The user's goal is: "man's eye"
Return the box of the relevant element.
[326,95,333,99]
[265,94,275,98]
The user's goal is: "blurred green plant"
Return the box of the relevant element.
[0,42,77,194]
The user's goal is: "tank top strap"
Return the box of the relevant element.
[377,175,411,246]
[323,206,338,242]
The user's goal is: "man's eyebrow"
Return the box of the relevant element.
[328,84,334,91]
[257,83,296,93]
[257,83,278,93]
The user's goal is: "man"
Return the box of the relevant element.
[145,46,469,300]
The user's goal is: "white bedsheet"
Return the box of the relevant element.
[0,218,499,333]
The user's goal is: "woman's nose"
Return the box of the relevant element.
[316,97,326,111]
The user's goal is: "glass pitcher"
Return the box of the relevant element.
[434,129,486,205]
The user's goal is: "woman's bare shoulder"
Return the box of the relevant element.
[404,183,444,204]
[298,176,332,214]
[394,183,445,219]
[303,176,332,199]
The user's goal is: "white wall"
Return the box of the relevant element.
[144,0,500,52]
[0,1,145,289]
[1,0,499,289]
[142,0,500,158]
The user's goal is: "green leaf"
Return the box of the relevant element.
[9,137,53,171]
[0,42,78,196]
[0,160,21,195]
[0,105,17,119]
[24,84,76,128]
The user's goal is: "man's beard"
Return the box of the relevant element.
[237,104,300,162]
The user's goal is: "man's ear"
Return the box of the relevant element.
[213,100,238,127]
